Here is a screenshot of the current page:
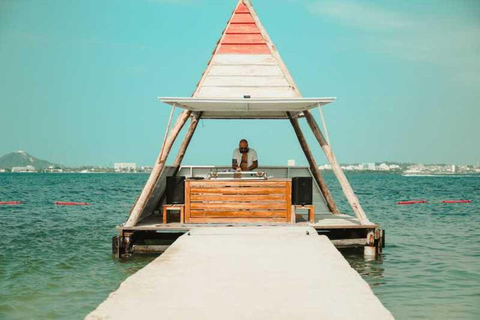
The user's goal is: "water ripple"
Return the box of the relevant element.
[0,173,479,319]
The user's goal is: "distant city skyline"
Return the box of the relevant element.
[1,0,479,167]
[1,150,480,170]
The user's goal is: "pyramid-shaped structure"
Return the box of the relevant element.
[193,0,301,99]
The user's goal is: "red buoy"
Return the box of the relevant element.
[0,201,23,205]
[397,200,427,205]
[441,200,472,204]
[55,201,90,206]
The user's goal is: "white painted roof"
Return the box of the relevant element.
[159,97,336,119]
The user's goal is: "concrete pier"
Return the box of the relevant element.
[88,227,393,319]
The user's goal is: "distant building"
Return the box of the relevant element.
[12,165,36,173]
[141,166,153,173]
[377,163,390,171]
[451,165,456,173]
[389,164,401,170]
[115,163,137,172]
[319,164,332,170]
[367,163,376,171]
[45,165,63,173]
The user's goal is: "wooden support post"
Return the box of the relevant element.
[125,110,192,227]
[308,205,315,224]
[303,110,370,225]
[287,112,340,214]
[172,112,202,174]
[157,112,202,210]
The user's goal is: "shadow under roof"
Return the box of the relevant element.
[159,97,336,119]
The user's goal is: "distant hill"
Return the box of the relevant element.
[0,151,62,170]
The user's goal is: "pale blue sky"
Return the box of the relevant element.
[1,0,479,167]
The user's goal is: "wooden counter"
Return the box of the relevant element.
[185,178,292,224]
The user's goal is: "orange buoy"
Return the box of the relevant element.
[0,201,23,205]
[55,201,90,206]
[397,200,427,205]
[441,200,472,204]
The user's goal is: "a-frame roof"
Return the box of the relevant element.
[192,0,301,100]
[160,0,335,119]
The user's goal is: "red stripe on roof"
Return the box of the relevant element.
[235,3,249,13]
[226,23,259,34]
[218,2,271,54]
[231,13,255,24]
[223,34,265,44]
[218,44,270,54]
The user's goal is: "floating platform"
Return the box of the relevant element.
[114,166,384,257]
[89,227,393,319]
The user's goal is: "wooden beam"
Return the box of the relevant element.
[172,112,203,175]
[303,110,370,225]
[125,110,192,227]
[156,112,203,211]
[287,112,340,214]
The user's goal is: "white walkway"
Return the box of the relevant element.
[87,227,393,320]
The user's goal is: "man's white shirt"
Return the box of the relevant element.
[232,148,258,168]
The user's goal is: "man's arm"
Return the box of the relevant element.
[232,149,240,170]
[248,160,258,171]
[232,159,240,170]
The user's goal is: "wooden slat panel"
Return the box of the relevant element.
[218,44,270,54]
[191,202,287,210]
[197,86,297,98]
[202,76,289,87]
[222,34,265,44]
[190,187,286,195]
[226,24,260,34]
[286,180,292,223]
[191,194,286,201]
[209,65,283,76]
[190,210,287,218]
[212,54,277,65]
[235,3,250,13]
[187,217,288,223]
[231,13,255,24]
[185,180,191,223]
[184,180,291,224]
[190,180,287,187]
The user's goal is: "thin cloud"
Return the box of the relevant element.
[145,0,197,4]
[306,0,480,69]
[308,1,412,30]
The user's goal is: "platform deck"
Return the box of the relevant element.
[89,227,392,319]
[119,213,378,232]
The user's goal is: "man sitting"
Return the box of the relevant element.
[232,139,258,172]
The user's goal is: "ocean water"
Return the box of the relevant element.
[0,173,479,319]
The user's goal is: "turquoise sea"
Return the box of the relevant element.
[0,173,479,319]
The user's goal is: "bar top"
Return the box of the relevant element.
[186,178,292,182]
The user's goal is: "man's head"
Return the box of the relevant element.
[239,139,249,153]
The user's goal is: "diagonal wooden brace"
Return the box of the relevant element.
[287,111,340,214]
[125,110,192,227]
[303,110,370,225]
